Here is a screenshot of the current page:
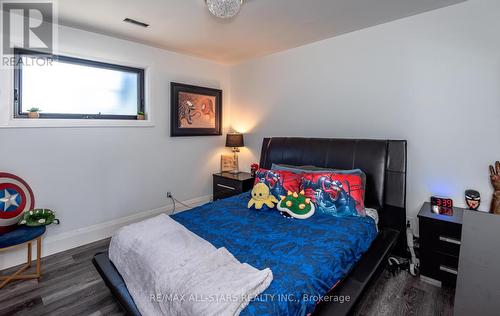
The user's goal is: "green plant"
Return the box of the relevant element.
[137,111,145,116]
[27,107,41,113]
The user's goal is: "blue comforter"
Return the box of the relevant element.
[172,193,377,316]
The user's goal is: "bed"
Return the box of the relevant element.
[93,137,407,315]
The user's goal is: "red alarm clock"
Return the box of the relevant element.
[430,196,454,216]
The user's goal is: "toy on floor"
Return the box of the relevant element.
[277,191,315,219]
[388,221,419,277]
[19,209,60,226]
[248,183,278,209]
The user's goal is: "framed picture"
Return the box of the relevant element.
[221,154,236,172]
[171,82,222,137]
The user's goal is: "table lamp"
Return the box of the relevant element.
[226,133,244,174]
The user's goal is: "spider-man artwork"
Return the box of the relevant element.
[254,169,301,199]
[301,173,365,217]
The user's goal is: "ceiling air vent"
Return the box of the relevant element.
[123,18,149,28]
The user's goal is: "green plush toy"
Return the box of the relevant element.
[277,191,315,219]
[19,209,60,227]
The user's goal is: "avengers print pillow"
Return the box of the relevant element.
[253,169,301,201]
[301,173,366,217]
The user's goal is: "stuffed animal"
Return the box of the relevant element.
[248,183,278,209]
[19,209,60,227]
[277,190,315,219]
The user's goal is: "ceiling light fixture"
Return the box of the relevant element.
[205,0,243,19]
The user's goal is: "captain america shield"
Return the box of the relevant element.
[0,173,35,234]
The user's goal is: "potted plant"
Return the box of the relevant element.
[27,107,41,119]
[137,111,145,120]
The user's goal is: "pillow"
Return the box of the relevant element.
[270,164,317,173]
[271,163,367,199]
[301,172,366,217]
[254,168,301,200]
[365,208,379,232]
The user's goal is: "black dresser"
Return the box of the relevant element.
[213,172,254,201]
[418,202,464,286]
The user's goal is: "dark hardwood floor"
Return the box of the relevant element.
[353,268,455,316]
[0,238,454,316]
[0,238,122,316]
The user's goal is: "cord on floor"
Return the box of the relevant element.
[169,195,192,214]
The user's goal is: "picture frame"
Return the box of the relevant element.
[221,155,237,172]
[170,82,222,137]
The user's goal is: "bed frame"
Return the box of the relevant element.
[93,137,407,316]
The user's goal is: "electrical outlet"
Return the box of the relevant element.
[406,217,416,230]
[167,192,173,198]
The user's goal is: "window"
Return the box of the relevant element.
[14,49,145,120]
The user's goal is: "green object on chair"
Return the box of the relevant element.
[18,209,60,227]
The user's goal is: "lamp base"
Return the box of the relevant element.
[231,150,240,175]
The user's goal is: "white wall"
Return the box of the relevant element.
[1,0,499,269]
[229,0,500,225]
[0,24,230,268]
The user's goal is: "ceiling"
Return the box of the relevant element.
[54,0,466,64]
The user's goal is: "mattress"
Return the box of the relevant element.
[172,192,377,316]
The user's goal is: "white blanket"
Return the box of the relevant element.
[109,214,273,316]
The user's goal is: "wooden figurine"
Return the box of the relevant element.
[490,161,500,214]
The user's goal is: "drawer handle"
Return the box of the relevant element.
[217,184,236,190]
[439,265,458,275]
[439,236,461,245]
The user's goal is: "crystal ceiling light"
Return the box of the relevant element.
[205,0,243,19]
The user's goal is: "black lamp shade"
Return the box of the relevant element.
[226,133,244,148]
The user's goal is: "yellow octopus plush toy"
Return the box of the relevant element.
[248,183,279,209]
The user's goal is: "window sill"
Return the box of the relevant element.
[0,118,155,129]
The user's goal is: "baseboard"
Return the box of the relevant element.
[420,275,442,287]
[0,195,212,270]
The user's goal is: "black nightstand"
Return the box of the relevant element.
[213,172,254,201]
[418,202,464,287]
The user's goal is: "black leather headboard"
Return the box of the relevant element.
[259,137,407,254]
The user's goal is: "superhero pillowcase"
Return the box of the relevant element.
[301,173,366,218]
[253,169,301,200]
